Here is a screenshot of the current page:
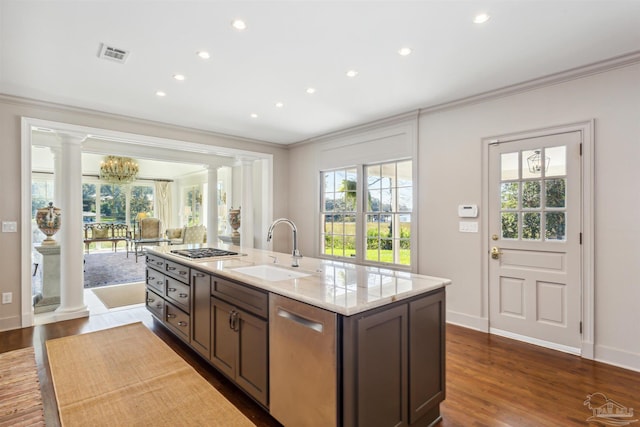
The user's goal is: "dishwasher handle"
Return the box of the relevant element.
[277,307,323,333]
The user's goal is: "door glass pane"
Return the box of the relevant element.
[523,149,546,179]
[546,146,566,177]
[501,182,519,209]
[501,212,518,239]
[546,212,566,241]
[546,179,566,208]
[522,181,541,209]
[522,212,541,240]
[501,152,519,180]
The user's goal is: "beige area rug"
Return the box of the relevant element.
[46,322,255,427]
[0,347,46,427]
[91,281,146,309]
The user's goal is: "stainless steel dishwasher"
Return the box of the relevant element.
[269,294,338,427]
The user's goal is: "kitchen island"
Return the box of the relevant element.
[145,244,450,427]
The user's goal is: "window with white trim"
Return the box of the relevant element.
[320,159,413,267]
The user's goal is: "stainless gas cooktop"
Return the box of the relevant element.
[170,248,244,259]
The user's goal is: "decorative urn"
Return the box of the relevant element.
[228,207,241,237]
[36,202,61,245]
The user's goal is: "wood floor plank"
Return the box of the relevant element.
[1,310,638,426]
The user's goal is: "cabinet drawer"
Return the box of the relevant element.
[211,275,268,319]
[164,259,190,284]
[146,269,165,294]
[165,302,190,341]
[145,288,164,319]
[146,254,166,272]
[166,276,190,313]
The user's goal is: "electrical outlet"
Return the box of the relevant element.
[2,292,12,304]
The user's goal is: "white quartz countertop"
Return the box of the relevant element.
[147,244,451,316]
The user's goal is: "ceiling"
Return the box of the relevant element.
[2,1,640,145]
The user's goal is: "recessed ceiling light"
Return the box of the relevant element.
[306,87,316,94]
[473,13,490,24]
[173,74,185,81]
[197,51,210,59]
[155,91,166,97]
[398,47,412,56]
[275,102,284,108]
[232,19,247,30]
[346,70,359,78]
[250,113,258,118]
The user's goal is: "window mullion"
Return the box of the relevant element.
[355,164,365,265]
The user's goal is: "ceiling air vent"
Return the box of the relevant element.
[98,43,130,63]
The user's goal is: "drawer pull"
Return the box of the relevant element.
[195,273,206,278]
[167,313,176,319]
[147,298,155,303]
[167,266,176,271]
[168,287,177,292]
[156,261,163,266]
[155,304,162,309]
[178,321,188,327]
[148,276,155,280]
[179,293,188,298]
[179,270,187,275]
[156,281,163,285]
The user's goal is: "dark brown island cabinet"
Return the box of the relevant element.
[145,252,446,427]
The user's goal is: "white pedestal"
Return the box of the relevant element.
[34,244,61,313]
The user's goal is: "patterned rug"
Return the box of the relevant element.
[0,347,45,427]
[84,251,146,288]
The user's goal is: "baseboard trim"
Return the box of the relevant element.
[595,344,640,373]
[490,327,581,356]
[445,310,488,332]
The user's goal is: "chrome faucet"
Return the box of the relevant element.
[267,218,302,267]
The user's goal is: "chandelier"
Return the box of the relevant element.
[99,156,139,184]
[526,150,550,174]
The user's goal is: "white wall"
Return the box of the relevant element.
[289,61,640,371]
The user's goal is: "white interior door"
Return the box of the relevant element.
[488,131,582,352]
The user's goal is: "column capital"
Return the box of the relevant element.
[56,132,87,145]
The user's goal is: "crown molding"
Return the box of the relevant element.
[419,50,640,115]
[0,93,285,149]
[290,110,420,148]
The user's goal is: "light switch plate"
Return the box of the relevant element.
[459,221,478,233]
[2,292,11,304]
[2,221,17,233]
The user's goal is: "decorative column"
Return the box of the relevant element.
[240,159,254,248]
[50,146,63,208]
[206,165,219,246]
[55,132,89,321]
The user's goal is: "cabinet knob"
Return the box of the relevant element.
[147,298,155,303]
[179,293,188,299]
[167,313,176,319]
[167,266,176,271]
[168,287,177,292]
[156,261,163,266]
[156,281,163,285]
[178,321,188,327]
[195,273,205,278]
[148,276,155,280]
[179,270,187,275]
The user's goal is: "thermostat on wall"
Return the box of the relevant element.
[458,204,478,218]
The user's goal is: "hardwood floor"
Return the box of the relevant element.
[1,309,638,426]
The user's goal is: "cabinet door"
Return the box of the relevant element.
[356,304,408,427]
[210,297,236,379]
[191,270,211,358]
[409,290,445,424]
[236,310,268,407]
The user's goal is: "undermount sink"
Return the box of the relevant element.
[231,264,311,282]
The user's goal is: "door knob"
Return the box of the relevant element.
[491,247,502,259]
